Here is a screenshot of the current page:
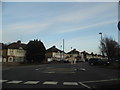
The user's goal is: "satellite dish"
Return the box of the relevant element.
[118,21,120,31]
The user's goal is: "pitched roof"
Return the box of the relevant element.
[46,46,63,53]
[67,49,80,54]
[7,41,26,49]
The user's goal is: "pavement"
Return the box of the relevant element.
[1,62,120,89]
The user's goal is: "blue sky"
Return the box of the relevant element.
[2,2,119,54]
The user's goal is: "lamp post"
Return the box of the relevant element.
[99,32,104,57]
[99,32,102,40]
[71,47,73,57]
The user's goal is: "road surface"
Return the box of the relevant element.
[1,62,120,89]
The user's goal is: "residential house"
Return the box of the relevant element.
[84,52,108,61]
[67,49,82,63]
[46,46,63,62]
[7,40,26,62]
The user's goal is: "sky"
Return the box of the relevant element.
[1,1,119,54]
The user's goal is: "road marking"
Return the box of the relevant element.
[43,81,58,85]
[7,80,22,84]
[79,82,91,89]
[0,80,8,83]
[63,82,78,85]
[44,72,55,73]
[35,68,43,70]
[43,71,75,73]
[81,78,120,83]
[80,68,86,71]
[24,81,39,84]
[35,69,39,70]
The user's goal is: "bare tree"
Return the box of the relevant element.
[99,36,120,62]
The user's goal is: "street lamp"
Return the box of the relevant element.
[99,32,102,40]
[99,32,104,57]
[71,47,73,57]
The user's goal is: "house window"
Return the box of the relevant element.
[17,49,19,52]
[17,49,23,53]
[9,49,14,55]
[10,49,13,52]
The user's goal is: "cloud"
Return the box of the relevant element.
[48,3,115,23]
[2,2,117,48]
[56,19,117,34]
[2,22,52,42]
[3,2,116,35]
[3,22,52,35]
[39,3,116,34]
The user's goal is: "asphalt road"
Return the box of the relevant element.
[1,62,120,89]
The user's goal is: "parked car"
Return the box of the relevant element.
[88,58,110,66]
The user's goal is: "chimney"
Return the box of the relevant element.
[53,46,56,48]
[17,40,21,44]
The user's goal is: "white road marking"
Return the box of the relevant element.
[0,80,8,83]
[44,72,55,73]
[43,72,75,73]
[24,81,39,84]
[35,68,43,70]
[81,78,120,83]
[63,82,78,85]
[43,81,58,85]
[80,68,86,71]
[79,82,91,89]
[35,69,39,70]
[7,80,22,84]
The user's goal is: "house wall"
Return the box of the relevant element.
[7,49,26,62]
[53,52,62,58]
[86,55,94,60]
[52,52,63,61]
[8,49,26,57]
[46,52,63,61]
[72,54,79,57]
[86,54,108,60]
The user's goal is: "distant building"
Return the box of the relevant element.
[7,40,26,62]
[81,51,108,61]
[46,46,64,62]
[67,49,82,64]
